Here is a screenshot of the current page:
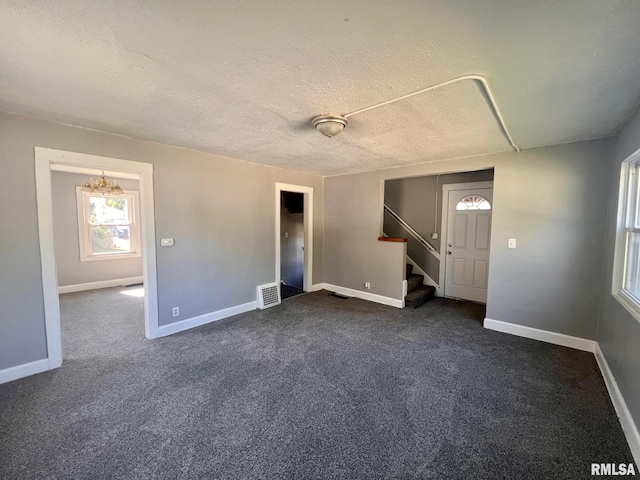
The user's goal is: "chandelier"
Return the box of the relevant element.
[80,171,123,195]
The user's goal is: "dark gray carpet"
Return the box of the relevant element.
[0,288,636,479]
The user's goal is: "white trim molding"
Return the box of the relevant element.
[0,359,50,385]
[612,147,640,328]
[58,276,144,294]
[35,147,160,377]
[158,301,257,337]
[323,283,404,308]
[483,318,596,352]
[594,344,640,468]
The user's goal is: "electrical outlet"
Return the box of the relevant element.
[364,282,371,290]
[172,306,179,317]
[431,232,438,240]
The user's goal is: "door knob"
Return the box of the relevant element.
[448,243,453,247]
[447,251,452,255]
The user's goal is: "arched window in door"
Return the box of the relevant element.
[455,195,491,211]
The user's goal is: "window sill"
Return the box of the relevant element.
[613,290,640,325]
[80,253,141,262]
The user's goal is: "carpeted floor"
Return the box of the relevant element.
[0,288,636,479]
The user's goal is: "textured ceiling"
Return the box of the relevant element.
[1,1,640,175]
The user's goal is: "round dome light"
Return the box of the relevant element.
[312,114,348,138]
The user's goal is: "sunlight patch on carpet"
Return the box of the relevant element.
[120,287,144,298]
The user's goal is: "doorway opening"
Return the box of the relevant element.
[35,148,159,372]
[280,192,304,299]
[51,166,147,361]
[275,183,313,300]
[382,169,494,307]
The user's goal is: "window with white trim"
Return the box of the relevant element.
[613,151,640,321]
[76,187,141,261]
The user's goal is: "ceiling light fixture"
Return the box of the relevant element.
[311,74,520,152]
[80,171,123,195]
[312,114,349,138]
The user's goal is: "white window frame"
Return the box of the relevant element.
[455,194,492,211]
[612,148,640,323]
[76,186,141,261]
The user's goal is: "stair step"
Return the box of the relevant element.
[404,285,436,308]
[406,264,413,275]
[406,273,424,293]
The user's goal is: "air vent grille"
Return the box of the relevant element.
[257,282,281,309]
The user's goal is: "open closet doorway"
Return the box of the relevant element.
[275,183,313,300]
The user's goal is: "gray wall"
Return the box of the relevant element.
[52,171,143,287]
[598,108,640,427]
[325,139,613,340]
[0,111,324,370]
[324,170,407,300]
[384,169,494,254]
[383,169,494,283]
[280,193,304,288]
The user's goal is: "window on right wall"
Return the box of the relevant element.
[613,148,640,322]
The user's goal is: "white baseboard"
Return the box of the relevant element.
[0,358,51,385]
[323,283,403,308]
[308,284,325,292]
[594,344,640,468]
[483,318,596,352]
[406,255,442,297]
[58,276,144,294]
[158,301,257,337]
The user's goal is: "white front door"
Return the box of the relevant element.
[444,188,493,303]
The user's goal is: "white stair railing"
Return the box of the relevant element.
[383,205,441,262]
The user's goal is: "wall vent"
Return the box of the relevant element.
[257,282,281,309]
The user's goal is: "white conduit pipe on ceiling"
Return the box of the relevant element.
[343,74,520,153]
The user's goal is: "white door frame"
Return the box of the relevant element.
[275,183,313,292]
[35,147,159,370]
[439,181,494,299]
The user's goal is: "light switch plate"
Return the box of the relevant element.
[160,238,174,247]
[508,238,516,249]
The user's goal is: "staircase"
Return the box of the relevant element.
[405,264,436,308]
